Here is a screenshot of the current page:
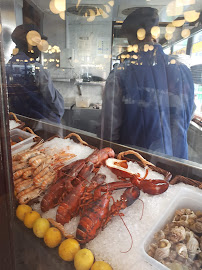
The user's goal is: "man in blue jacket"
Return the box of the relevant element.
[99,8,194,159]
[6,24,64,124]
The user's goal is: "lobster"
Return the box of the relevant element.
[41,147,115,212]
[105,158,170,195]
[76,181,140,244]
[56,174,106,225]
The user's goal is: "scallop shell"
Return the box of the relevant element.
[175,243,188,259]
[170,226,186,243]
[154,239,171,261]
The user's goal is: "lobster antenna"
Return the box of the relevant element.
[110,196,133,254]
[138,198,144,220]
[119,214,133,254]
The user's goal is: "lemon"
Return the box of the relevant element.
[91,261,113,270]
[74,248,94,270]
[44,227,62,248]
[16,205,32,221]
[58,238,80,261]
[33,218,50,238]
[23,211,40,228]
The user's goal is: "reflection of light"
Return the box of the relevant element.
[172,19,185,27]
[166,1,183,17]
[87,9,96,22]
[104,5,111,13]
[171,59,176,64]
[26,31,41,46]
[133,55,138,59]
[44,67,48,69]
[49,0,60,14]
[149,45,154,51]
[151,26,160,39]
[126,54,130,59]
[121,55,126,59]
[16,59,19,62]
[30,58,34,61]
[108,1,114,7]
[165,33,173,40]
[13,48,19,55]
[127,45,133,52]
[37,40,49,52]
[184,10,200,22]
[59,11,65,20]
[144,44,149,52]
[133,44,138,53]
[166,24,176,34]
[98,8,109,18]
[24,60,28,62]
[53,0,66,12]
[44,59,47,62]
[181,29,190,38]
[56,64,59,67]
[137,28,146,40]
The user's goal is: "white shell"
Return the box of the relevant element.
[154,239,171,261]
[175,243,188,259]
[170,226,186,243]
[186,231,201,260]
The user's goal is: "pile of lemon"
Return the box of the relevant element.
[16,205,112,270]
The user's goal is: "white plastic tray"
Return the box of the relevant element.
[10,128,36,152]
[141,186,202,270]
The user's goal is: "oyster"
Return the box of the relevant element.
[154,239,171,261]
[170,226,186,243]
[175,243,188,259]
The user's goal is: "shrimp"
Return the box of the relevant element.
[20,150,42,162]
[33,166,52,187]
[15,179,33,194]
[33,157,54,177]
[13,167,32,180]
[22,168,34,179]
[40,172,56,190]
[18,187,42,204]
[14,178,24,186]
[12,162,28,173]
[28,154,46,168]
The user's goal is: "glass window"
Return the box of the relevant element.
[1,1,202,270]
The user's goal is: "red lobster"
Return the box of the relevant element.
[105,158,170,195]
[76,181,140,244]
[41,147,115,213]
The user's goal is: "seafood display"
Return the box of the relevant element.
[147,208,202,270]
[13,145,76,204]
[11,132,202,270]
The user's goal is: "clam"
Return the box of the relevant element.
[154,239,171,262]
[175,243,188,259]
[170,226,186,243]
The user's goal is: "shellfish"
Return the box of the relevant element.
[175,243,188,259]
[154,239,171,262]
[169,226,186,243]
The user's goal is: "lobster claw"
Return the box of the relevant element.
[120,186,140,207]
[139,179,169,195]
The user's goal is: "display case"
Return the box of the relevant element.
[0,1,202,270]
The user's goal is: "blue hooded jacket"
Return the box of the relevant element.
[100,44,194,159]
[6,52,64,123]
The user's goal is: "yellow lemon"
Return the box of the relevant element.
[91,261,113,270]
[44,227,62,248]
[33,218,50,238]
[23,211,40,228]
[58,238,80,261]
[16,205,32,221]
[74,248,94,270]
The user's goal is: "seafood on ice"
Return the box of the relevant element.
[147,208,202,270]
